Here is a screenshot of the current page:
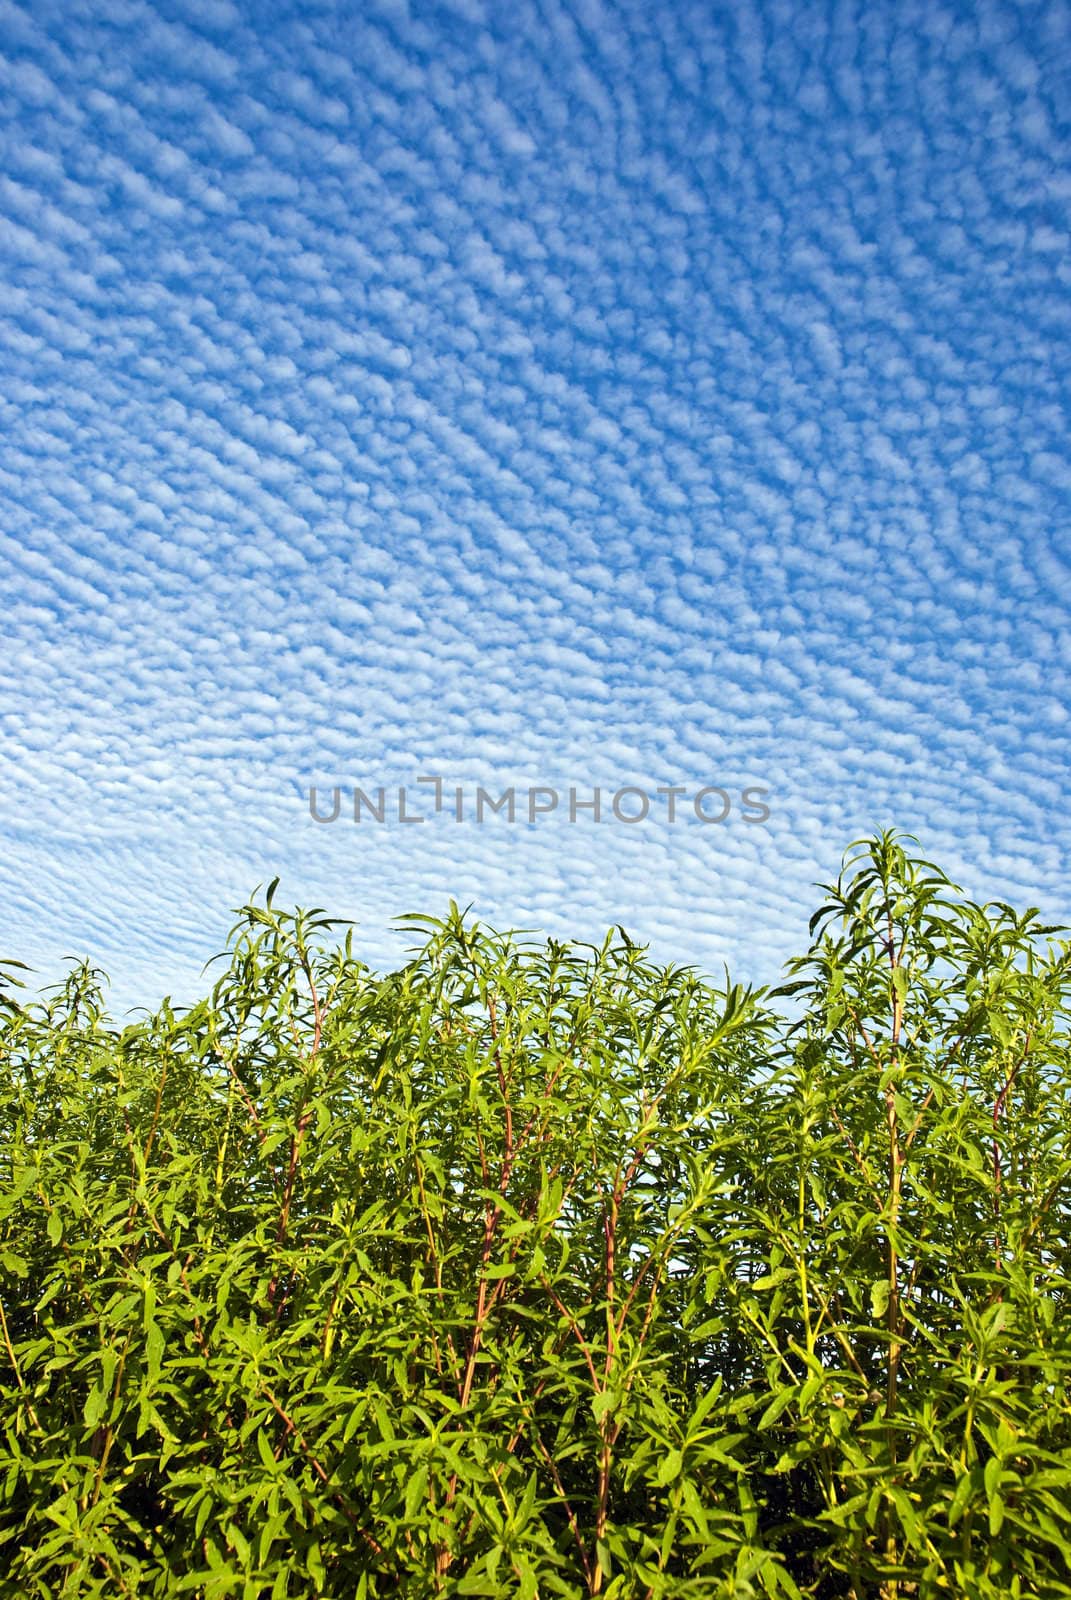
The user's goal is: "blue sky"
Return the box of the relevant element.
[2,0,1070,1015]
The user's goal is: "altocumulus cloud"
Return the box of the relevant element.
[1,0,1070,1013]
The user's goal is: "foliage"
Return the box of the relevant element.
[2,834,1071,1598]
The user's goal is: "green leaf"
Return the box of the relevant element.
[145,1319,164,1386]
[870,1280,890,1319]
[83,1384,106,1430]
[404,1466,428,1523]
[655,1448,683,1487]
[757,1388,798,1430]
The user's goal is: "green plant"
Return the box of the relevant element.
[2,835,1070,1597]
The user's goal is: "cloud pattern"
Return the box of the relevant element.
[1,0,1069,1012]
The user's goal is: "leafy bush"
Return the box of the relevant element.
[2,833,1071,1598]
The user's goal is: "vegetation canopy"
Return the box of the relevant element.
[2,833,1071,1598]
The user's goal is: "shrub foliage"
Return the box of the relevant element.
[3,833,1071,1598]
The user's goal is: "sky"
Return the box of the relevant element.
[2,0,1070,1017]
